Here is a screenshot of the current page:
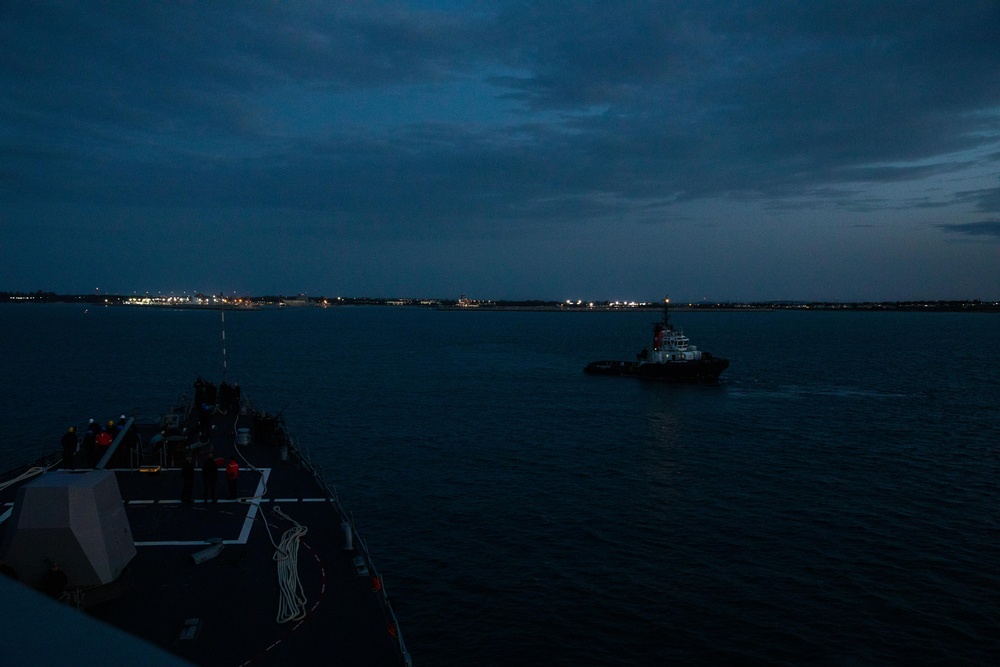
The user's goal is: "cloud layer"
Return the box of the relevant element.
[2,1,998,299]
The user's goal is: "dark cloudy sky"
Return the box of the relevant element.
[2,1,999,301]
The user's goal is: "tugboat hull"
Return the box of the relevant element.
[585,296,729,383]
[584,356,729,382]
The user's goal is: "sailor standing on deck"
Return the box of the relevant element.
[60,427,77,469]
[198,402,213,443]
[82,424,97,468]
[202,453,219,503]
[226,458,239,499]
[181,455,195,504]
[94,426,113,465]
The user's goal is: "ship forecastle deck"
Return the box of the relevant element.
[0,386,408,667]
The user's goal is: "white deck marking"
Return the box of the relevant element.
[133,468,271,547]
[4,468,330,544]
[236,468,269,544]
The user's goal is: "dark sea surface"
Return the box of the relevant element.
[2,304,999,665]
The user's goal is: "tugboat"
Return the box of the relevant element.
[584,297,729,382]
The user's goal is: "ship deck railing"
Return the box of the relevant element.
[238,387,412,666]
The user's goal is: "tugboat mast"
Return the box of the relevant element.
[663,296,671,330]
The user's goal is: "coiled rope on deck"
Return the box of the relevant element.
[269,506,309,623]
[230,402,307,623]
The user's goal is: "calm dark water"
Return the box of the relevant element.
[2,304,999,665]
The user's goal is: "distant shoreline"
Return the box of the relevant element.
[2,292,998,312]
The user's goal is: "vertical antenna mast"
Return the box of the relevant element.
[221,308,228,383]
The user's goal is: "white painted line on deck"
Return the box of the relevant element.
[131,469,271,548]
[236,468,269,544]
